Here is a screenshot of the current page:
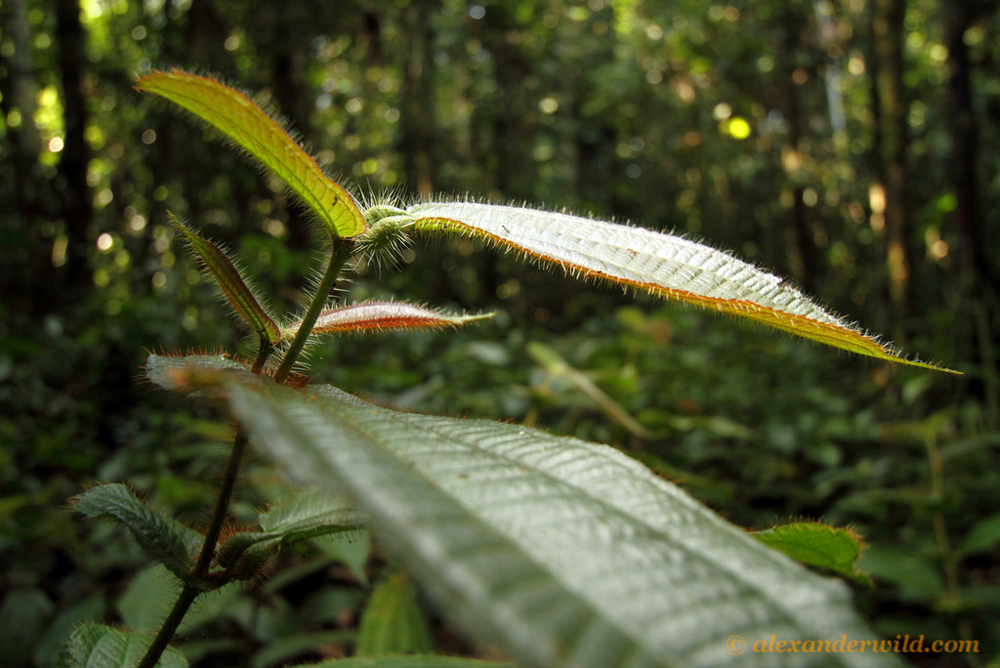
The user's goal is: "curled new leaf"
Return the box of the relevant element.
[171,216,281,345]
[137,70,365,238]
[409,201,956,373]
[283,300,494,340]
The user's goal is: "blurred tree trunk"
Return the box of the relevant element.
[942,0,999,424]
[0,0,45,315]
[1,0,41,200]
[779,5,817,295]
[270,2,312,250]
[400,0,438,196]
[480,5,536,200]
[870,0,913,334]
[942,0,993,292]
[55,0,92,302]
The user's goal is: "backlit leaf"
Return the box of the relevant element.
[172,216,281,344]
[408,201,955,373]
[137,70,365,237]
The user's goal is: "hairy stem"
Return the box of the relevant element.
[137,582,199,668]
[139,429,250,668]
[196,429,249,577]
[139,338,273,667]
[140,244,352,666]
[251,339,273,375]
[274,238,355,384]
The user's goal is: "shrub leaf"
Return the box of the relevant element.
[226,380,901,667]
[172,216,281,344]
[58,623,188,668]
[408,201,956,373]
[137,70,365,238]
[751,522,870,586]
[356,572,436,657]
[73,483,204,586]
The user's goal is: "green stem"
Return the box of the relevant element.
[196,429,249,577]
[139,337,273,667]
[138,429,250,668]
[140,243,352,667]
[251,339,273,375]
[138,582,199,668]
[274,238,354,384]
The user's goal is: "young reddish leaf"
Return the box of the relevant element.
[137,70,365,238]
[283,300,493,339]
[408,201,957,373]
[171,217,281,345]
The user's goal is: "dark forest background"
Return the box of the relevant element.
[1,0,999,665]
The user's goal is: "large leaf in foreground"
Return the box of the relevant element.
[227,381,899,667]
[137,70,365,238]
[408,201,954,372]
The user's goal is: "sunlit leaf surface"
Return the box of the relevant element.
[409,201,955,373]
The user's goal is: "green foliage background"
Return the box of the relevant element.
[1,0,998,665]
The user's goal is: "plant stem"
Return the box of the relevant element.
[251,339,273,375]
[139,241,352,667]
[138,428,250,668]
[274,238,354,384]
[197,429,249,576]
[137,582,198,668]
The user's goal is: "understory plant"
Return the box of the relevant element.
[61,71,956,668]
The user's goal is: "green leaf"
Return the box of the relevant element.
[137,70,365,238]
[249,630,356,668]
[73,483,204,585]
[283,301,493,340]
[227,381,901,667]
[216,487,367,578]
[57,623,188,668]
[313,530,372,587]
[171,216,281,344]
[408,201,956,373]
[957,512,1000,556]
[528,341,649,437]
[306,656,513,668]
[117,565,179,634]
[856,545,946,602]
[356,572,436,657]
[0,587,54,666]
[751,522,870,586]
[258,485,368,536]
